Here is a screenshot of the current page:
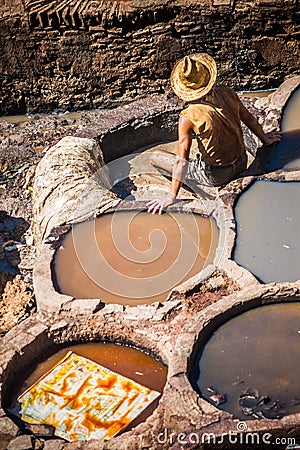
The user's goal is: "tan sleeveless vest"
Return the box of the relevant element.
[181,86,245,166]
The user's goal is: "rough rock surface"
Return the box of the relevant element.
[0,274,34,335]
[32,136,120,251]
[0,0,299,114]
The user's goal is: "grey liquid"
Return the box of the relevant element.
[281,87,300,132]
[268,87,300,170]
[192,302,300,420]
[233,180,300,283]
[54,211,219,306]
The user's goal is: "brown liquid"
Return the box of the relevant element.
[0,111,82,126]
[54,211,219,305]
[13,343,167,433]
[0,114,33,125]
[23,343,167,395]
[191,302,300,420]
[240,90,275,98]
[233,180,300,283]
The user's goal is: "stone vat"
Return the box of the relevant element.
[1,285,300,449]
[31,98,227,316]
[0,313,170,449]
[33,199,225,316]
[170,284,300,450]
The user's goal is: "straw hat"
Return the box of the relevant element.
[170,53,217,101]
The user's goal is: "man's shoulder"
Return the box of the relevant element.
[180,104,203,120]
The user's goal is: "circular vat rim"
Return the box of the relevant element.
[216,171,300,290]
[167,284,300,443]
[0,313,171,448]
[33,199,226,317]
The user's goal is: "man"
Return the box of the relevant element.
[147,53,281,214]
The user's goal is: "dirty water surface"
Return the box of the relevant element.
[281,86,300,132]
[54,211,219,306]
[191,302,300,420]
[267,87,300,170]
[233,180,300,283]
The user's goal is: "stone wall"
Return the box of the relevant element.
[0,0,299,114]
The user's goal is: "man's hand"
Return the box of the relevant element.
[263,128,282,146]
[146,193,176,215]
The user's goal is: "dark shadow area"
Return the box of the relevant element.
[99,116,178,164]
[238,144,276,178]
[0,211,30,275]
[111,178,137,200]
[236,134,298,179]
[266,129,300,171]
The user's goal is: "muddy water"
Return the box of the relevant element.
[233,180,300,283]
[54,211,219,306]
[267,87,300,170]
[13,342,167,432]
[240,89,275,98]
[0,111,82,126]
[191,302,300,420]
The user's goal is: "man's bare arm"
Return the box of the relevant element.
[170,115,194,198]
[147,115,194,214]
[239,102,281,145]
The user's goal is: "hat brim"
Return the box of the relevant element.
[170,53,217,102]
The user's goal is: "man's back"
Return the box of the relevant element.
[181,86,245,166]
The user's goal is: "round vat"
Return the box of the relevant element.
[32,98,224,315]
[2,318,168,444]
[233,179,300,283]
[171,288,300,447]
[267,86,300,171]
[52,209,219,306]
[191,301,300,420]
[281,86,300,133]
